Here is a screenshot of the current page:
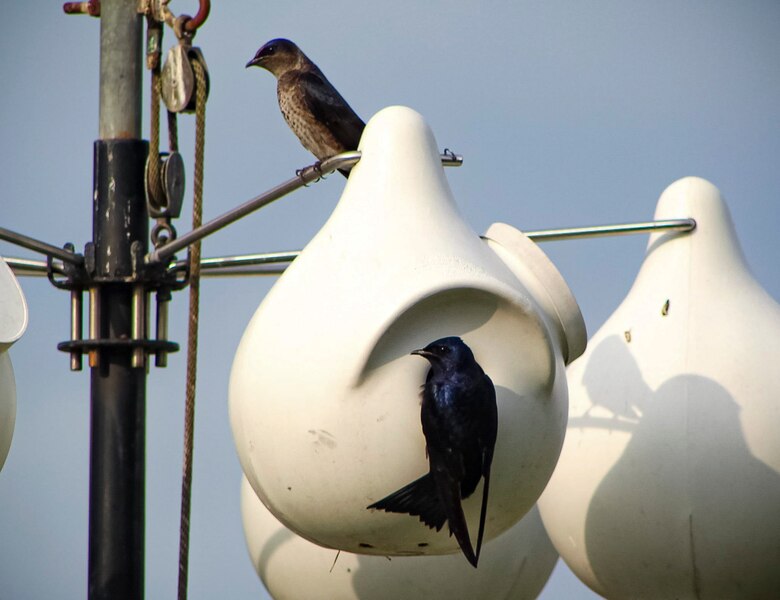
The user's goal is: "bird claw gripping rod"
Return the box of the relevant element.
[144,150,464,266]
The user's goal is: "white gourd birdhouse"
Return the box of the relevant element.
[229,106,586,556]
[538,177,780,598]
[239,476,558,600]
[0,258,28,471]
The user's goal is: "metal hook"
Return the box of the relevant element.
[182,0,211,34]
[151,221,178,249]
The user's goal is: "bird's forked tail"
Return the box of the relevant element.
[367,473,447,532]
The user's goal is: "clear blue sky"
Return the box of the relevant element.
[1,1,778,598]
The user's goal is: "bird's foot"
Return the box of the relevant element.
[296,161,324,186]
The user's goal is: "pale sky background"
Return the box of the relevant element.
[1,1,779,599]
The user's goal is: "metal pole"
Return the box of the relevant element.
[89,1,146,599]
[98,0,142,140]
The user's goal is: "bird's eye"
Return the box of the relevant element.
[438,346,449,354]
[265,45,276,55]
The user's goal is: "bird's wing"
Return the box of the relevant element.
[474,376,498,564]
[478,376,498,473]
[298,71,365,151]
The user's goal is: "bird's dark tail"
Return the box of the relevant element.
[474,469,491,565]
[367,473,447,532]
[433,471,478,568]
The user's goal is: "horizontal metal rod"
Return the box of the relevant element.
[200,265,288,277]
[5,257,65,277]
[0,226,84,265]
[145,151,463,265]
[524,218,696,242]
[170,251,295,278]
[11,218,695,278]
[168,251,298,273]
[178,217,698,277]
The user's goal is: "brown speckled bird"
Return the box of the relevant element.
[246,38,365,177]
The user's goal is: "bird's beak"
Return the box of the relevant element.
[245,56,261,69]
[411,349,436,359]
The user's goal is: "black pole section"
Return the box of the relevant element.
[88,140,148,599]
[88,1,146,598]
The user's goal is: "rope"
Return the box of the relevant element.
[178,54,206,600]
[148,65,165,211]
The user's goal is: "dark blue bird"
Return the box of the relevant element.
[367,336,498,567]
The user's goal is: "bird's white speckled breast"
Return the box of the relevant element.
[277,77,341,160]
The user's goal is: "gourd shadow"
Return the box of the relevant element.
[577,337,780,598]
[255,527,296,588]
[350,505,557,600]
[246,495,558,600]
[360,288,500,377]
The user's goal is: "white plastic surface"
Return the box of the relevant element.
[538,177,780,598]
[0,258,27,354]
[0,258,25,471]
[484,222,587,365]
[240,476,558,600]
[0,353,16,471]
[230,106,584,556]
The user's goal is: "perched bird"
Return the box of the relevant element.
[246,38,365,177]
[367,337,498,568]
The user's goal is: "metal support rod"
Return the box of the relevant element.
[9,218,696,278]
[168,251,299,273]
[89,2,146,599]
[88,287,101,368]
[0,226,84,265]
[145,151,462,265]
[197,265,289,277]
[163,218,698,276]
[145,153,359,265]
[71,289,84,371]
[131,285,147,369]
[154,289,171,368]
[524,218,696,242]
[4,258,53,276]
